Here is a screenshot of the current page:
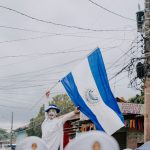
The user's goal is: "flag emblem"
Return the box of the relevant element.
[85,89,99,104]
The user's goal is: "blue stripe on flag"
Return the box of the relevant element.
[61,73,104,131]
[88,48,124,123]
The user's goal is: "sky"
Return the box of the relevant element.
[0,0,144,130]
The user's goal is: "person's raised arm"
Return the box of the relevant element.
[61,107,80,124]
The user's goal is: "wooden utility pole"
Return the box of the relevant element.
[10,112,13,150]
[144,0,150,142]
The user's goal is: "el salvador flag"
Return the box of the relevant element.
[61,48,124,135]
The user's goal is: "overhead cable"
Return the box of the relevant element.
[0,25,135,33]
[0,5,135,31]
[88,0,135,21]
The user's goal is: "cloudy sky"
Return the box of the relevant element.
[0,0,144,130]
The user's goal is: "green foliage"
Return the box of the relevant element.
[49,94,75,115]
[26,94,74,137]
[0,128,9,141]
[26,105,45,137]
[128,91,144,104]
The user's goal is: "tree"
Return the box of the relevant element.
[128,91,144,104]
[26,94,74,137]
[26,105,45,137]
[0,128,9,141]
[49,94,75,115]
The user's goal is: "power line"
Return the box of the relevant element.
[107,36,143,80]
[0,71,67,85]
[0,83,52,90]
[108,53,143,81]
[0,41,130,81]
[0,57,83,79]
[29,81,60,111]
[0,78,59,90]
[109,64,129,81]
[107,46,135,70]
[0,61,130,92]
[107,45,142,73]
[0,49,91,59]
[0,25,55,34]
[0,37,131,69]
[0,5,135,31]
[107,37,141,70]
[0,24,135,33]
[0,32,135,45]
[88,0,135,21]
[0,44,122,81]
[0,104,30,110]
[0,44,137,91]
[0,45,122,59]
[0,34,60,44]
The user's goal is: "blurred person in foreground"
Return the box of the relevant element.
[16,136,48,150]
[41,104,79,150]
[65,131,119,150]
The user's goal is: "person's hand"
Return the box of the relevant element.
[74,107,80,114]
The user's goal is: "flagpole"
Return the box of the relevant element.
[10,112,13,150]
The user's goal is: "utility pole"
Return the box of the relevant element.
[144,0,150,142]
[10,112,13,150]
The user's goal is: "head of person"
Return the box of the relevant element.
[31,143,37,150]
[45,104,60,120]
[92,141,101,150]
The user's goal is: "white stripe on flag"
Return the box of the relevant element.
[72,58,124,135]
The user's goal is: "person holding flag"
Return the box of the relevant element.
[41,104,79,150]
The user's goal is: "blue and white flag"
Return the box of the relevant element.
[61,48,124,135]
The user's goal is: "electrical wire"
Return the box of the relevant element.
[0,5,135,31]
[0,38,123,69]
[0,45,122,60]
[0,83,53,90]
[0,104,30,110]
[0,32,135,45]
[0,34,61,44]
[107,36,143,80]
[0,42,127,80]
[0,24,135,33]
[107,45,142,74]
[29,81,60,111]
[88,0,135,21]
[0,57,83,80]
[0,78,59,90]
[107,37,141,70]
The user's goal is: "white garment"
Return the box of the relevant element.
[42,112,74,150]
[16,136,48,150]
[65,131,119,150]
